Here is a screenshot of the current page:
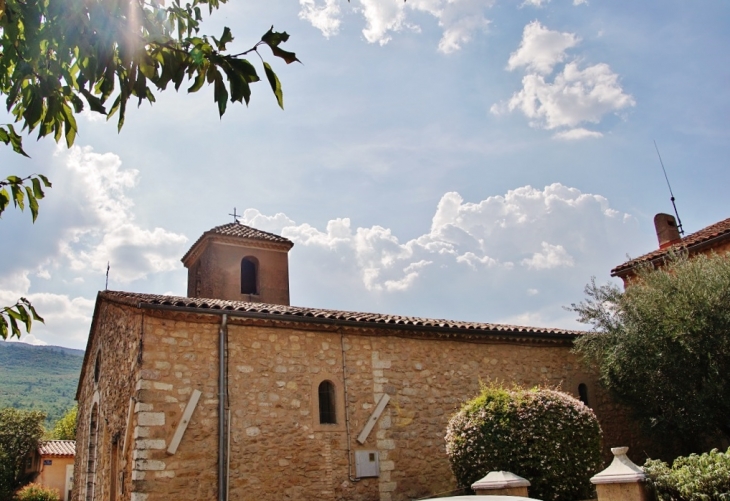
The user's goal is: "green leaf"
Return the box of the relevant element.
[0,188,10,216]
[7,125,30,157]
[213,70,228,117]
[24,186,39,222]
[31,177,45,199]
[271,46,301,65]
[261,26,289,47]
[188,67,207,93]
[38,175,52,188]
[79,88,108,115]
[214,26,233,51]
[263,62,283,109]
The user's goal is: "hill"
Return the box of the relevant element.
[0,342,84,426]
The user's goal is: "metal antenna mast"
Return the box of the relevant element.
[654,140,685,236]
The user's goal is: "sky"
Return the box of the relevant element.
[1,0,729,350]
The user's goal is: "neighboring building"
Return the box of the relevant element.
[612,213,730,284]
[74,222,643,501]
[26,440,75,501]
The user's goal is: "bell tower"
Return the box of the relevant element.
[181,222,294,305]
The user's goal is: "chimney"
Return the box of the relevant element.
[654,213,682,249]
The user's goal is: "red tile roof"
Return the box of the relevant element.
[38,441,75,457]
[611,217,730,277]
[100,290,583,340]
[181,222,293,264]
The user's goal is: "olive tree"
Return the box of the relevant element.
[571,252,730,455]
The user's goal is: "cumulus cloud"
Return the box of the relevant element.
[239,183,640,331]
[0,145,188,347]
[553,128,603,140]
[299,0,342,38]
[507,21,579,75]
[57,147,188,283]
[300,0,494,53]
[521,0,549,7]
[521,242,574,269]
[494,22,634,138]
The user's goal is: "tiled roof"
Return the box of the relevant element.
[611,217,730,277]
[38,441,75,457]
[207,223,293,244]
[181,222,293,264]
[100,290,583,339]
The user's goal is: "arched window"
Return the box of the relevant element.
[86,404,99,501]
[93,351,101,384]
[318,380,337,424]
[578,383,589,406]
[241,257,258,295]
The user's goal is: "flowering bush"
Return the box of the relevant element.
[14,483,60,501]
[445,384,602,501]
[644,447,730,501]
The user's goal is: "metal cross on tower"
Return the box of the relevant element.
[229,208,242,224]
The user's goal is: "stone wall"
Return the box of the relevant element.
[74,301,144,501]
[75,301,648,501]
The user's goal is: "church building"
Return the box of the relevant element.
[74,222,641,501]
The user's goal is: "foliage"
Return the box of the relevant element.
[0,408,45,500]
[14,484,60,501]
[49,405,77,441]
[1,299,44,341]
[445,383,602,501]
[644,448,730,501]
[0,343,83,426]
[571,253,730,454]
[1,0,299,338]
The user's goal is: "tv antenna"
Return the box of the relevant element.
[653,140,684,236]
[105,262,110,290]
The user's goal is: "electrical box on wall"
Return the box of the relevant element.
[355,450,380,478]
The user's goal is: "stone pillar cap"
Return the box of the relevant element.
[472,471,531,490]
[591,447,646,485]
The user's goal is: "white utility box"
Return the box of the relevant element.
[355,450,380,478]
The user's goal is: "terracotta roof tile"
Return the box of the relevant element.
[100,290,583,339]
[38,441,75,457]
[611,217,730,277]
[181,222,293,264]
[207,223,293,244]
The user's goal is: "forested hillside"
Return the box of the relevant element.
[0,343,84,425]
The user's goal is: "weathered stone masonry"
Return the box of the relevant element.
[74,293,645,501]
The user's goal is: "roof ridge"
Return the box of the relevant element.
[99,290,584,337]
[612,216,730,276]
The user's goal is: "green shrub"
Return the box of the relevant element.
[14,483,60,501]
[445,384,602,501]
[644,447,730,501]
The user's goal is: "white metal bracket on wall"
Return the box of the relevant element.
[167,389,202,455]
[357,393,390,444]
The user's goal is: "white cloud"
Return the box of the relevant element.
[299,0,494,53]
[494,23,635,135]
[57,147,188,283]
[521,242,575,269]
[254,184,638,315]
[299,0,342,38]
[521,0,550,8]
[507,21,579,75]
[573,0,587,5]
[552,128,603,140]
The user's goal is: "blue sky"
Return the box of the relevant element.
[2,0,728,349]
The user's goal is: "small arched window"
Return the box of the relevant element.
[318,380,337,424]
[578,383,589,406]
[94,351,101,384]
[241,257,258,295]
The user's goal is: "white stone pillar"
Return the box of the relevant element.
[591,447,647,501]
[471,471,531,497]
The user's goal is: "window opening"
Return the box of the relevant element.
[578,383,589,406]
[318,380,337,424]
[93,351,101,384]
[241,257,257,294]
